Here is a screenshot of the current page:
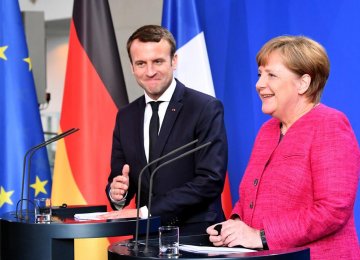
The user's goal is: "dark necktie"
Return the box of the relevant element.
[149,101,162,165]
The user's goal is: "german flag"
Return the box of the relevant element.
[52,0,128,259]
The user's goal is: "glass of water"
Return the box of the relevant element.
[34,198,52,223]
[159,226,179,257]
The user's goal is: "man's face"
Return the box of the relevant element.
[256,50,305,121]
[130,39,177,100]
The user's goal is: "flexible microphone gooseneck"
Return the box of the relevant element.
[143,141,212,253]
[18,128,79,220]
[132,139,199,251]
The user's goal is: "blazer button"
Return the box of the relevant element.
[253,179,258,186]
[249,201,254,209]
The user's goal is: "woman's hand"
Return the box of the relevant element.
[207,221,226,246]
[207,218,263,249]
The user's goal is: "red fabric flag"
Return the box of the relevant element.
[222,173,232,219]
[52,0,128,258]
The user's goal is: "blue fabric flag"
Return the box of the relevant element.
[162,0,200,48]
[162,0,215,96]
[162,0,233,217]
[0,0,51,215]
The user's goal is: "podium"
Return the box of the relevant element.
[108,235,310,260]
[0,205,160,260]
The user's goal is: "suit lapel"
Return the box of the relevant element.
[153,82,185,165]
[135,97,148,171]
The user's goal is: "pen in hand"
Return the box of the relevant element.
[214,224,222,235]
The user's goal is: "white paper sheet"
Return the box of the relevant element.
[179,244,256,254]
[74,212,107,220]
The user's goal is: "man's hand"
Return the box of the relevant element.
[110,164,130,202]
[98,209,137,219]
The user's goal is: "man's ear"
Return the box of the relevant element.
[298,74,311,95]
[172,53,178,70]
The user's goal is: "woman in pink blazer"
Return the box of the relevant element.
[207,36,360,260]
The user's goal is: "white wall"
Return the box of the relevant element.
[19,0,74,21]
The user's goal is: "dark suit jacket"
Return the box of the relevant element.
[106,79,228,233]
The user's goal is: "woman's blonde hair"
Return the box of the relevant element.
[256,36,330,103]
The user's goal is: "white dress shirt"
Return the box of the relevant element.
[143,78,176,162]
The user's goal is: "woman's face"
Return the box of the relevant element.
[256,51,305,121]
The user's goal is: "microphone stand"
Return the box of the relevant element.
[133,139,199,252]
[18,128,79,221]
[143,141,212,253]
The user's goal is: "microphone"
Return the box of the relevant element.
[132,139,199,251]
[17,128,79,220]
[143,141,212,253]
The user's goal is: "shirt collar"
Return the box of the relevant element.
[144,77,176,104]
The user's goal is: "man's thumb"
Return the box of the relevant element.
[122,164,130,177]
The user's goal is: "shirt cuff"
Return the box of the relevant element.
[139,206,150,219]
[109,189,127,210]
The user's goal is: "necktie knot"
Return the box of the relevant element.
[150,101,161,112]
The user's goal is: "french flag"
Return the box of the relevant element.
[162,0,232,218]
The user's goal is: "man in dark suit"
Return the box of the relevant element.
[104,25,228,235]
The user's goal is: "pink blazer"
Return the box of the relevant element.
[232,104,360,260]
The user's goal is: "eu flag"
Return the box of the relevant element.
[0,0,51,215]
